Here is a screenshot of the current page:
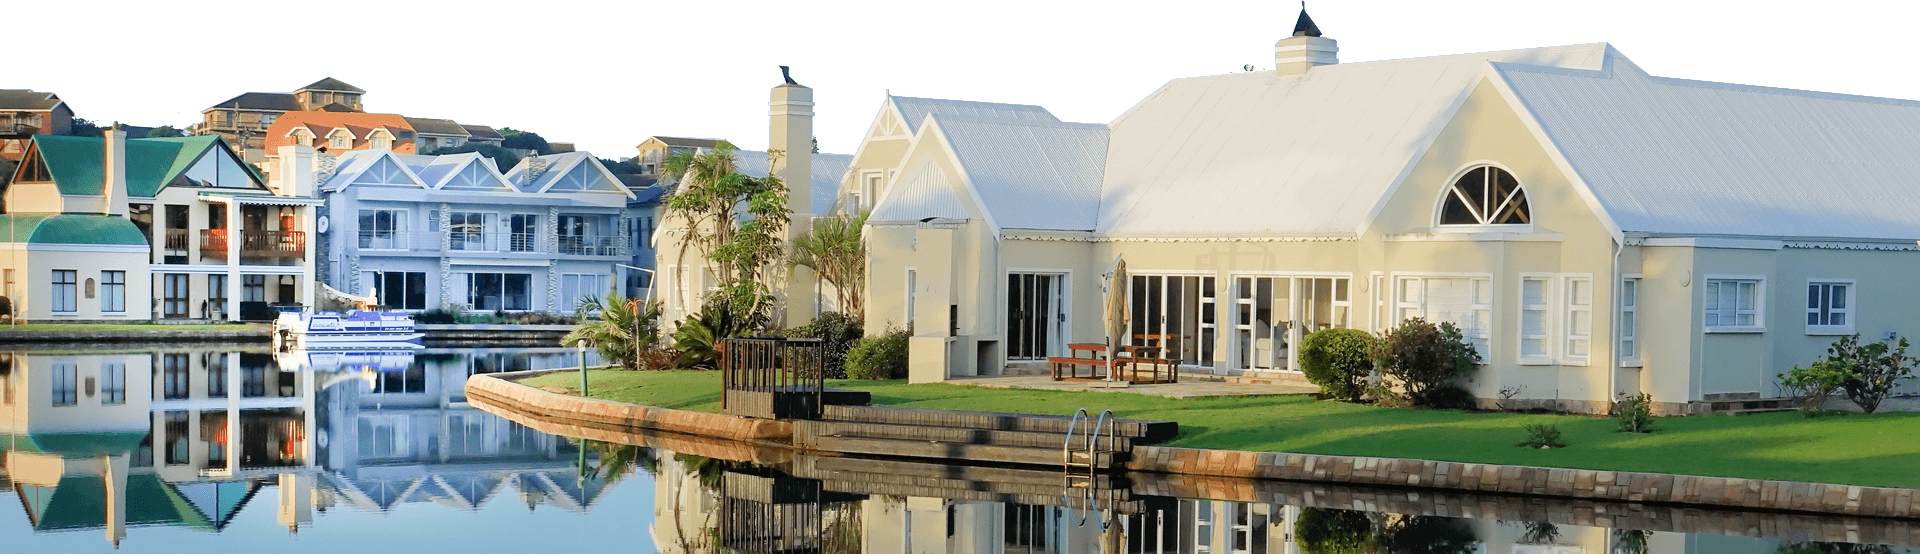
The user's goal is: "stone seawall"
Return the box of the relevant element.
[0,328,269,343]
[1125,446,1918,520]
[465,373,791,443]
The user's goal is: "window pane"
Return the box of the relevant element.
[1568,338,1589,356]
[1523,279,1545,305]
[1832,313,1846,326]
[1569,279,1591,305]
[1522,310,1545,334]
[1738,282,1755,310]
[1809,311,1823,326]
[1622,280,1637,306]
[1832,285,1846,309]
[1808,284,1822,310]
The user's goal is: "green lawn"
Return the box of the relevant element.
[0,323,258,331]
[518,370,1920,489]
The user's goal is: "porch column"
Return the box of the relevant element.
[300,204,315,309]
[226,201,240,322]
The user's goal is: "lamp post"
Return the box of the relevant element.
[576,340,589,397]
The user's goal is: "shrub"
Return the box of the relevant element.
[1518,423,1566,449]
[1614,392,1658,433]
[1779,360,1850,417]
[845,326,910,380]
[563,295,665,371]
[670,294,764,370]
[1825,334,1917,414]
[416,306,461,324]
[778,312,863,379]
[1370,317,1481,408]
[1300,328,1375,402]
[1294,508,1375,554]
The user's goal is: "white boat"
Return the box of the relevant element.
[275,347,419,373]
[274,309,425,349]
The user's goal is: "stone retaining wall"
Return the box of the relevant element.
[0,328,269,343]
[1125,446,1917,520]
[464,373,791,443]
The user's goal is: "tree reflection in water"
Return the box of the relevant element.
[1295,508,1479,554]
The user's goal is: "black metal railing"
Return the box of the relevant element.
[720,337,826,419]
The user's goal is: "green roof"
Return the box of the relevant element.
[26,134,261,198]
[20,474,191,531]
[0,213,149,246]
[0,431,149,457]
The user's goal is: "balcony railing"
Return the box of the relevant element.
[557,234,620,256]
[448,231,541,253]
[240,230,305,266]
[164,229,189,252]
[358,231,441,252]
[200,229,229,262]
[0,122,39,138]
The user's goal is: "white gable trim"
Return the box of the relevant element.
[532,156,636,199]
[330,150,428,191]
[1484,65,1626,244]
[327,127,359,140]
[1354,76,1481,238]
[918,116,1000,238]
[427,154,516,191]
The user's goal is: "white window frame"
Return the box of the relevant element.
[1392,273,1492,362]
[1517,274,1553,365]
[1805,278,1856,336]
[1369,272,1386,334]
[905,268,917,330]
[51,269,77,314]
[1703,275,1766,333]
[1563,276,1592,366]
[1433,162,1534,232]
[1619,275,1641,367]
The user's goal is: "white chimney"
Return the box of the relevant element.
[278,145,317,197]
[1274,8,1337,77]
[771,66,816,325]
[101,123,129,217]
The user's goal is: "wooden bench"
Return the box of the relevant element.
[1048,356,1108,381]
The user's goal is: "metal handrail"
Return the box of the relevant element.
[1063,407,1089,467]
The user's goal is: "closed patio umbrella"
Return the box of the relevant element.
[1103,255,1128,383]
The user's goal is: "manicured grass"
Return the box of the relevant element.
[0,322,257,331]
[518,370,1920,489]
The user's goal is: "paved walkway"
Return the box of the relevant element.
[943,374,1316,399]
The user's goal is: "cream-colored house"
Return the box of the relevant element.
[852,12,1920,414]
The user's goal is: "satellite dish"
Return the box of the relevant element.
[316,215,330,234]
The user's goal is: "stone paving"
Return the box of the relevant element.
[942,373,1317,398]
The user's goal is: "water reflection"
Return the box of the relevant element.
[0,345,605,547]
[2,345,1916,553]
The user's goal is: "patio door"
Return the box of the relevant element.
[1127,275,1215,367]
[1230,276,1350,373]
[163,274,189,318]
[1007,272,1066,360]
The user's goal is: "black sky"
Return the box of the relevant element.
[18,5,1904,157]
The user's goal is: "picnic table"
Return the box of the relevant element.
[1048,343,1179,384]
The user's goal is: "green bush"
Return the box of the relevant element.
[1300,328,1375,402]
[1614,392,1658,433]
[1518,423,1566,449]
[1370,317,1481,408]
[1779,360,1851,417]
[1295,508,1375,554]
[1825,334,1917,414]
[778,312,863,379]
[845,326,910,380]
[670,295,763,370]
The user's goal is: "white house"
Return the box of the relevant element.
[850,10,1920,414]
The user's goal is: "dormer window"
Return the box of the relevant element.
[291,128,313,147]
[329,130,352,149]
[1439,166,1529,226]
[370,130,392,150]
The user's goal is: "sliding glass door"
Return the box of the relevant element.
[1230,276,1350,373]
[1127,275,1216,367]
[1007,272,1066,360]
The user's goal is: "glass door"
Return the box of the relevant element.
[1231,276,1350,373]
[1128,275,1215,366]
[1007,273,1064,360]
[164,273,190,318]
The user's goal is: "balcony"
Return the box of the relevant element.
[557,233,620,256]
[240,230,305,266]
[200,229,229,262]
[357,231,441,252]
[0,122,38,138]
[164,229,190,252]
[448,231,541,254]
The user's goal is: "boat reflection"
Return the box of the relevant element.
[0,346,607,547]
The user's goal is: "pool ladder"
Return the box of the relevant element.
[1064,407,1119,528]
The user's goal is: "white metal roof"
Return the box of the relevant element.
[731,150,854,215]
[870,157,967,223]
[928,113,1109,231]
[890,96,1059,135]
[1097,43,1612,236]
[1498,58,1920,240]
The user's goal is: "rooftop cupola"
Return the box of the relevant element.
[1274,5,1338,76]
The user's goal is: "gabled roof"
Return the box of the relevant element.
[203,92,299,112]
[0,89,64,111]
[731,150,854,214]
[461,124,503,140]
[405,117,470,136]
[922,113,1107,231]
[1098,43,1613,236]
[0,213,148,246]
[1496,55,1920,240]
[20,134,254,197]
[871,157,968,223]
[298,77,364,94]
[263,112,416,155]
[640,136,723,149]
[504,152,634,198]
[889,96,1059,135]
[323,149,428,190]
[414,152,515,191]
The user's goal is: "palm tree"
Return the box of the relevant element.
[563,294,664,370]
[789,211,868,319]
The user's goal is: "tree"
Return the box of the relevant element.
[601,157,645,174]
[498,127,552,154]
[431,143,521,171]
[661,141,791,322]
[1371,317,1481,408]
[144,125,184,138]
[1824,334,1917,414]
[562,294,665,371]
[789,211,867,319]
[67,118,103,137]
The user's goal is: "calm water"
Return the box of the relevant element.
[0,345,1912,554]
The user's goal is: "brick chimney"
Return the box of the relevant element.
[1274,7,1337,77]
[101,123,129,217]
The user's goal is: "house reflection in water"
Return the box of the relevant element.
[0,346,611,547]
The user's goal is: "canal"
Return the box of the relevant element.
[0,345,1911,553]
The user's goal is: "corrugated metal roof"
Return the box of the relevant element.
[929,114,1108,230]
[891,96,1059,135]
[870,157,967,223]
[732,150,854,214]
[1499,59,1920,240]
[1098,43,1611,235]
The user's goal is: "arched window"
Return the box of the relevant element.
[1440,166,1530,226]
